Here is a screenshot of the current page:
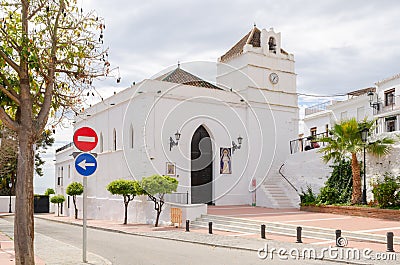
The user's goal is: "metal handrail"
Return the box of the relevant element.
[289,132,328,154]
[148,192,189,204]
[278,164,299,194]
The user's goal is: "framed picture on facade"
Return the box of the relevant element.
[220,147,232,174]
[166,162,176,176]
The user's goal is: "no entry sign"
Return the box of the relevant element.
[73,127,98,152]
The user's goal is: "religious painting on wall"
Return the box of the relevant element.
[220,147,232,174]
[166,162,176,176]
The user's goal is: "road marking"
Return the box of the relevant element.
[228,232,256,237]
[224,212,302,217]
[77,136,96,142]
[355,226,400,233]
[209,207,261,210]
[283,217,351,223]
[311,240,336,245]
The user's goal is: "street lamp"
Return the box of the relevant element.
[367,91,380,111]
[232,136,243,154]
[169,130,181,151]
[360,127,369,205]
[8,181,12,213]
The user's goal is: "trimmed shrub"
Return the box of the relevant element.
[372,173,400,208]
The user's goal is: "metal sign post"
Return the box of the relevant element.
[73,126,98,264]
[83,176,88,263]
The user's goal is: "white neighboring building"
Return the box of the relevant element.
[55,26,300,224]
[373,74,400,134]
[286,75,400,202]
[294,87,374,153]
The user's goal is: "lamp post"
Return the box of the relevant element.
[8,181,12,213]
[360,128,369,205]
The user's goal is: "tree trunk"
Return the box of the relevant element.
[73,195,78,219]
[155,210,161,227]
[14,129,35,265]
[124,202,128,225]
[351,152,362,204]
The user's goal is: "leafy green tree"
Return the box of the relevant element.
[50,194,65,217]
[66,181,83,219]
[0,1,110,263]
[0,126,54,181]
[107,179,143,224]
[319,118,394,204]
[141,175,178,227]
[44,188,55,196]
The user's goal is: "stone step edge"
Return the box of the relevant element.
[198,215,400,244]
[191,223,400,245]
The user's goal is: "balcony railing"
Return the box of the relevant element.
[305,101,338,116]
[289,132,329,154]
[375,95,399,115]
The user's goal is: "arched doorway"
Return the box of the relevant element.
[191,126,213,204]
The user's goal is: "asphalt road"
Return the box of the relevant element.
[3,217,338,265]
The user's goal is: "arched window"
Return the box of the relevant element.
[268,37,276,53]
[113,128,117,151]
[129,125,134,149]
[99,133,104,152]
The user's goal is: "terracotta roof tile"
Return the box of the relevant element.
[347,87,376,97]
[155,67,221,89]
[220,27,261,62]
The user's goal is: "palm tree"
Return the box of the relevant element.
[319,118,394,204]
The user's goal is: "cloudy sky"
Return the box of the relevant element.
[36,0,400,192]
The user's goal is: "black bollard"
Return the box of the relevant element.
[261,224,266,239]
[387,232,394,252]
[185,220,190,232]
[296,226,302,243]
[335,230,341,247]
[208,222,213,234]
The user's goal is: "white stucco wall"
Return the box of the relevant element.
[281,149,332,196]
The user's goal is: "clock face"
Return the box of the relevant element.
[269,72,279,84]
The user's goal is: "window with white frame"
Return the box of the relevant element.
[99,132,104,153]
[340,111,348,120]
[57,166,64,186]
[129,125,134,149]
[385,116,397,132]
[113,128,117,151]
[357,106,365,121]
[384,89,395,107]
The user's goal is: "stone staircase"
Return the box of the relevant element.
[191,214,400,245]
[259,171,300,209]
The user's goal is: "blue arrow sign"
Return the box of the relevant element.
[75,153,97,177]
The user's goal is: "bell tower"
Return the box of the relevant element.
[216,26,296,108]
[216,26,299,209]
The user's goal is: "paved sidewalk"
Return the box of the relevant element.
[0,214,111,265]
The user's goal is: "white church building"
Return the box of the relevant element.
[55,26,300,224]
